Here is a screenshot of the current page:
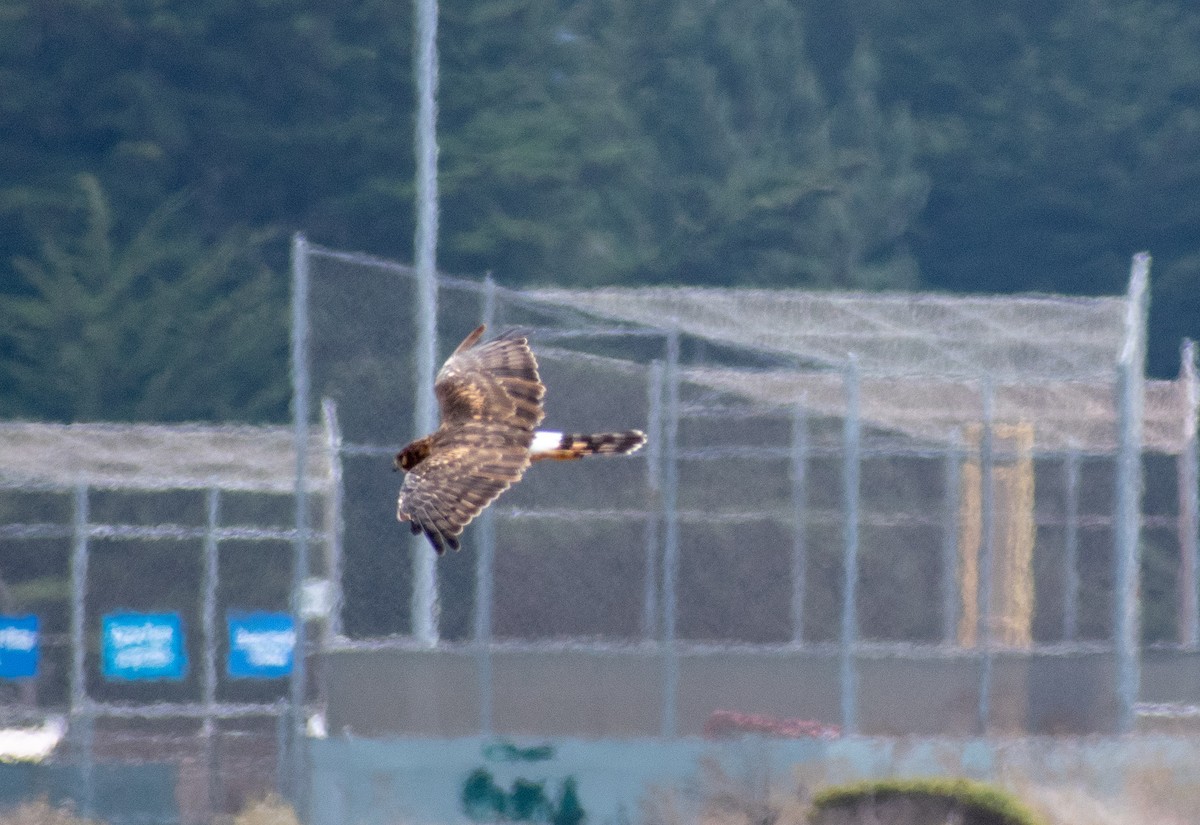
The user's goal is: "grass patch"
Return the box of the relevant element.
[216,795,301,825]
[0,799,98,825]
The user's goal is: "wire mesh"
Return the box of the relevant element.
[303,244,1200,739]
[1,244,1199,824]
[0,426,333,824]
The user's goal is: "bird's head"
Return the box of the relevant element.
[394,437,432,472]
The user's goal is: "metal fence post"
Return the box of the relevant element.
[790,402,809,645]
[1063,448,1081,642]
[644,360,664,641]
[840,357,861,735]
[474,275,497,735]
[1177,339,1199,648]
[275,712,289,798]
[411,0,442,650]
[977,378,996,735]
[202,488,221,818]
[69,480,94,817]
[660,331,681,737]
[321,399,345,642]
[289,232,312,816]
[941,435,962,645]
[474,511,495,735]
[1114,252,1150,733]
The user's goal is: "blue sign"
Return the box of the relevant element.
[102,613,187,681]
[0,615,38,679]
[227,612,295,679]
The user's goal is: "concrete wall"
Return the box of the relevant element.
[308,735,1200,825]
[320,645,1200,738]
[0,763,178,825]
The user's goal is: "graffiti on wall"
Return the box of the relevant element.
[461,741,585,825]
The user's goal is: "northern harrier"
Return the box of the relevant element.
[395,325,646,554]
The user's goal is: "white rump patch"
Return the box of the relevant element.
[530,431,563,455]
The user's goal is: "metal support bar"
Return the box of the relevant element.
[941,437,962,645]
[275,712,288,798]
[1114,252,1150,733]
[790,403,809,644]
[411,0,442,649]
[643,360,664,640]
[840,357,861,735]
[69,481,95,817]
[660,331,681,737]
[1063,449,1081,642]
[474,275,497,735]
[473,509,495,736]
[977,378,996,735]
[69,482,89,723]
[1178,339,1199,648]
[480,272,497,329]
[202,488,221,818]
[289,232,312,815]
[321,399,345,642]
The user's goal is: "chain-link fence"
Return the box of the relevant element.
[302,242,1200,738]
[0,423,334,824]
[1,242,1198,823]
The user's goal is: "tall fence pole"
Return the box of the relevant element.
[288,232,312,816]
[660,330,681,738]
[411,0,442,648]
[1178,339,1199,648]
[1115,252,1150,733]
[474,276,497,735]
[840,357,861,735]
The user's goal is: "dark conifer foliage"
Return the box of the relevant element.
[1,0,1197,422]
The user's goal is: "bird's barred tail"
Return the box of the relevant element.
[530,430,646,461]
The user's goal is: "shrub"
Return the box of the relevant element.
[809,778,1045,825]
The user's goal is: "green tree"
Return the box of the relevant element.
[849,0,1200,374]
[0,174,286,422]
[436,0,657,286]
[0,0,405,422]
[560,0,928,288]
[0,0,936,424]
[0,0,417,263]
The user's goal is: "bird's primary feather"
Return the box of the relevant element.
[396,325,645,555]
[396,326,545,553]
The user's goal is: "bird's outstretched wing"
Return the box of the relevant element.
[397,419,534,554]
[434,326,544,429]
[397,326,546,553]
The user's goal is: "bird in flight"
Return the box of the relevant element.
[395,325,646,554]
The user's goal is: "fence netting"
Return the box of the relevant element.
[0,424,330,823]
[0,244,1197,821]
[305,245,1192,657]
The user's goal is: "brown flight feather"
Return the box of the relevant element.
[395,326,545,554]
